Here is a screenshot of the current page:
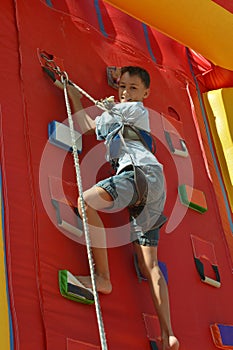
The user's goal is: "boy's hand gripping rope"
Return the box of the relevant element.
[61,72,108,350]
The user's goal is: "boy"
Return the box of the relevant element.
[53,66,179,350]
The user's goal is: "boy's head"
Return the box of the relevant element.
[118,66,150,103]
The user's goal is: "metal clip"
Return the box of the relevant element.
[37,48,64,77]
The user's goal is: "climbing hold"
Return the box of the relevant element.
[210,323,233,348]
[48,120,82,153]
[59,270,94,305]
[191,235,221,288]
[178,184,208,213]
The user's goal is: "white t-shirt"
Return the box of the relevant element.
[95,101,162,173]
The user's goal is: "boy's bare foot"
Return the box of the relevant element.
[162,335,179,350]
[77,275,112,294]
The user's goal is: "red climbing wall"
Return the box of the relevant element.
[0,1,233,349]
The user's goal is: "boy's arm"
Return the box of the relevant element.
[44,68,96,134]
[67,84,96,135]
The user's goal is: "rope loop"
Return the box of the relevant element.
[60,71,69,85]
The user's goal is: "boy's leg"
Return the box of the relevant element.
[134,243,179,350]
[77,186,114,294]
[77,169,136,293]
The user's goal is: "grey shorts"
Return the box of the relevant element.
[95,165,166,247]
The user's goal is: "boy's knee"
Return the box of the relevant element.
[77,196,88,218]
[77,191,97,217]
[138,254,160,277]
[136,254,149,278]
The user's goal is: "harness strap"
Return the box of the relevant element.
[123,124,156,154]
[123,125,141,140]
[133,166,148,206]
[121,165,167,227]
[119,165,148,217]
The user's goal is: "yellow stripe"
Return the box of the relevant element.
[203,88,233,211]
[0,189,11,349]
[104,0,233,70]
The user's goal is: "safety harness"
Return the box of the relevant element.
[108,121,167,227]
[107,120,156,217]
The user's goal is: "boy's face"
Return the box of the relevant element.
[118,72,150,103]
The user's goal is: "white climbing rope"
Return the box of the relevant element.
[67,80,115,112]
[61,72,108,350]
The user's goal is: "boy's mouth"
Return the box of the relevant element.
[121,97,132,102]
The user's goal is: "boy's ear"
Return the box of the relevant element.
[144,88,150,99]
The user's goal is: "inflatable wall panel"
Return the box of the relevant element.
[0,1,232,349]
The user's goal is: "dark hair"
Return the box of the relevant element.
[120,66,150,88]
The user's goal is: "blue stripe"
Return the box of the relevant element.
[186,47,233,232]
[45,0,53,7]
[94,0,108,38]
[142,23,157,63]
[0,169,14,349]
